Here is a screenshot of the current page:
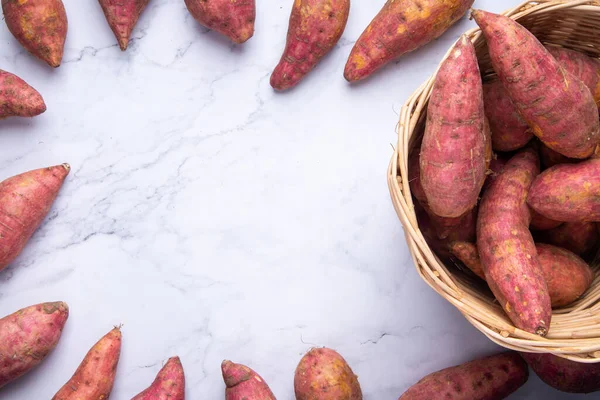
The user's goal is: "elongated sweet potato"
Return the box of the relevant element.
[528,158,600,222]
[52,327,122,400]
[0,164,70,272]
[295,347,362,400]
[398,352,528,400]
[99,0,149,51]
[0,302,69,388]
[539,222,599,256]
[483,80,532,152]
[2,0,68,67]
[0,70,46,119]
[530,208,562,231]
[344,0,473,82]
[271,0,349,91]
[132,356,185,400]
[420,35,487,218]
[451,242,593,308]
[184,0,255,44]
[547,46,600,107]
[222,360,275,400]
[520,352,600,393]
[477,147,551,335]
[473,10,600,159]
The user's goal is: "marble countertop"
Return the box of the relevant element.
[0,0,587,399]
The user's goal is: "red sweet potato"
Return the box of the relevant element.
[528,158,600,222]
[473,10,600,159]
[0,164,70,272]
[420,35,487,218]
[132,356,185,400]
[184,0,255,44]
[2,0,68,68]
[451,242,592,308]
[0,70,46,119]
[344,0,473,82]
[520,352,600,393]
[99,0,149,51]
[483,80,532,152]
[547,46,600,108]
[477,147,552,335]
[270,0,350,91]
[529,208,562,231]
[52,327,122,400]
[398,352,528,400]
[539,221,599,256]
[0,302,69,388]
[222,360,275,400]
[295,347,362,400]
[539,143,576,169]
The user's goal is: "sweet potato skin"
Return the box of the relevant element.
[398,352,528,400]
[477,147,552,335]
[0,70,46,119]
[99,0,149,51]
[449,241,485,280]
[222,360,275,400]
[536,243,593,308]
[52,327,122,400]
[2,0,68,67]
[530,208,562,231]
[0,164,70,272]
[0,302,69,388]
[483,80,532,152]
[271,0,349,91]
[520,352,600,393]
[132,356,185,400]
[547,46,600,108]
[539,143,576,170]
[539,221,598,256]
[344,0,473,82]
[528,159,600,222]
[473,10,600,159]
[295,347,362,400]
[420,36,487,218]
[184,0,255,44]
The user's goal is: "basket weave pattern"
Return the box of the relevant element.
[388,0,600,362]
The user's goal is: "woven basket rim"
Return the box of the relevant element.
[388,0,600,363]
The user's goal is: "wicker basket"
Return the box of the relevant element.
[388,0,600,363]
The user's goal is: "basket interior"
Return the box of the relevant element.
[401,1,600,360]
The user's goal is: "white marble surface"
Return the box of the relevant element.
[0,0,589,399]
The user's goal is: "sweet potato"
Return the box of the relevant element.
[477,147,552,335]
[52,327,122,400]
[539,143,576,170]
[473,10,600,159]
[0,70,46,119]
[184,0,255,44]
[449,241,484,280]
[0,164,70,272]
[398,352,528,400]
[520,352,600,393]
[483,80,532,152]
[344,0,473,82]
[528,158,600,222]
[2,0,68,68]
[451,242,592,308]
[529,208,562,231]
[420,35,487,218]
[99,0,149,51]
[132,356,185,400]
[539,221,599,256]
[547,46,600,108]
[0,302,69,388]
[270,0,349,91]
[222,360,275,400]
[294,347,362,400]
